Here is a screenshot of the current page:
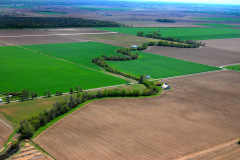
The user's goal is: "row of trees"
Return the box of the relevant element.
[92,48,140,80]
[18,78,160,139]
[155,18,175,23]
[0,17,120,29]
[137,31,204,48]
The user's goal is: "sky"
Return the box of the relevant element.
[130,0,240,5]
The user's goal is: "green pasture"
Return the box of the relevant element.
[108,51,221,79]
[224,65,240,72]
[194,17,240,22]
[195,23,240,28]
[36,11,66,14]
[95,27,240,40]
[23,42,121,70]
[0,46,125,96]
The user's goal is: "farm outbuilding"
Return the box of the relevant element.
[131,45,138,49]
[162,83,170,90]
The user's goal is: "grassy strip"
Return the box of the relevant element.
[224,65,240,72]
[194,17,240,22]
[0,130,17,154]
[94,27,240,40]
[32,90,162,139]
[195,23,240,28]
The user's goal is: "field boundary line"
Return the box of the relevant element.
[174,138,239,160]
[150,69,225,81]
[0,32,117,38]
[0,117,13,131]
[218,63,240,68]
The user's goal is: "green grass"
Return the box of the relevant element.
[36,11,66,15]
[0,45,125,96]
[108,51,221,79]
[95,27,240,40]
[224,65,240,72]
[194,17,240,22]
[195,23,240,28]
[23,42,121,70]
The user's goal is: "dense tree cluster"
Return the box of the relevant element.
[155,18,175,23]
[0,17,120,29]
[136,31,204,48]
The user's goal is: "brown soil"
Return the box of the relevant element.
[0,118,12,150]
[34,70,240,160]
[147,46,240,67]
[203,38,240,53]
[0,28,114,46]
[177,140,240,160]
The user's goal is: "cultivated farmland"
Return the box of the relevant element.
[34,70,240,160]
[23,42,121,70]
[108,51,220,78]
[95,27,240,40]
[147,46,240,67]
[0,119,12,150]
[0,46,125,95]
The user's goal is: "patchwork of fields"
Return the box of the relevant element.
[95,27,240,40]
[0,45,126,95]
[109,51,220,78]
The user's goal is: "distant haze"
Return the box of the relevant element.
[127,0,240,5]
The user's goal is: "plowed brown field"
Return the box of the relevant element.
[147,46,240,67]
[34,70,240,160]
[0,119,12,151]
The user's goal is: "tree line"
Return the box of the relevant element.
[155,18,175,23]
[92,48,140,80]
[18,77,160,139]
[137,31,204,48]
[0,17,120,29]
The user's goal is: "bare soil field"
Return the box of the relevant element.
[203,38,240,53]
[34,70,240,160]
[66,33,159,47]
[0,118,12,151]
[147,46,240,67]
[0,28,115,46]
[177,140,240,160]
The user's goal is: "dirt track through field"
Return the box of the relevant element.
[147,46,240,67]
[0,118,12,151]
[34,70,240,160]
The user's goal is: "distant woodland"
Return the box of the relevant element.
[0,17,120,29]
[155,19,175,23]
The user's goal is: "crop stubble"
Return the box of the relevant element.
[34,70,240,160]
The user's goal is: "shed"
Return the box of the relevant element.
[162,83,170,90]
[131,45,138,49]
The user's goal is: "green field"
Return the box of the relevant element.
[23,42,121,70]
[194,17,240,22]
[224,65,240,72]
[36,11,66,14]
[108,51,221,79]
[0,46,125,95]
[95,27,240,40]
[195,23,240,28]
